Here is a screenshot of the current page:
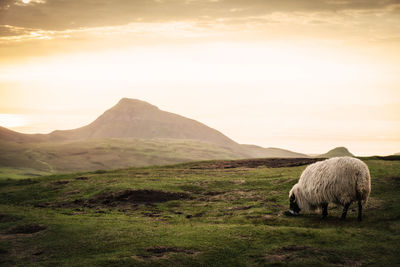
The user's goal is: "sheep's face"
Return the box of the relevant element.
[289,193,301,215]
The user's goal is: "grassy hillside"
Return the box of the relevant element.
[0,138,241,177]
[1,158,399,266]
[0,139,309,178]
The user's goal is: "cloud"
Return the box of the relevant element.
[0,25,32,36]
[1,0,400,32]
[0,0,399,62]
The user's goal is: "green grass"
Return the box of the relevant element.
[0,167,51,180]
[1,159,400,266]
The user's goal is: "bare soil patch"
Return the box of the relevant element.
[37,190,190,209]
[51,180,70,185]
[88,189,191,207]
[7,224,46,234]
[75,176,89,180]
[146,246,195,254]
[0,213,21,223]
[189,158,324,169]
[376,155,400,161]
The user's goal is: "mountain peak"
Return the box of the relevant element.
[113,98,159,111]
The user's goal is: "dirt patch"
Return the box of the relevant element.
[32,249,44,256]
[203,191,225,196]
[51,180,70,185]
[75,176,89,180]
[142,212,161,218]
[146,246,193,254]
[189,158,324,169]
[7,224,46,234]
[0,213,22,223]
[281,245,316,252]
[88,189,191,207]
[185,212,204,219]
[376,155,400,161]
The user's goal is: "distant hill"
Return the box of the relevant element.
[0,126,47,143]
[240,144,309,158]
[395,152,400,156]
[318,147,354,158]
[0,98,310,174]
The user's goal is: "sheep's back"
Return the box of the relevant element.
[298,157,370,206]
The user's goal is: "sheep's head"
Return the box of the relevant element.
[289,185,301,215]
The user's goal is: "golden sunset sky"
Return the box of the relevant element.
[0,0,399,155]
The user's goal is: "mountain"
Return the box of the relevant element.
[0,98,310,175]
[318,147,355,158]
[47,98,237,149]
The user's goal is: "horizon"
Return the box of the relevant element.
[1,0,400,156]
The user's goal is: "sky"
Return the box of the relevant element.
[0,0,400,155]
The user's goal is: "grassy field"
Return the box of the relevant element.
[1,158,399,266]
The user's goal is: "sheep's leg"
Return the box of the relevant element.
[358,201,362,222]
[341,203,351,220]
[322,203,328,219]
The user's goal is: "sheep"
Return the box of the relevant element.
[289,156,371,221]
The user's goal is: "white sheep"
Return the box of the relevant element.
[289,157,371,221]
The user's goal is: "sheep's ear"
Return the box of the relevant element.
[290,194,295,201]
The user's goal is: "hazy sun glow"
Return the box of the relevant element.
[0,114,27,128]
[2,43,382,85]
